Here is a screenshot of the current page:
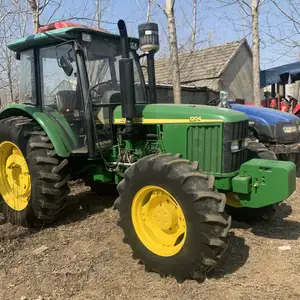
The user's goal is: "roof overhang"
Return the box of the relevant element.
[260,61,300,88]
[8,26,139,52]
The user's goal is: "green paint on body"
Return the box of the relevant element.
[113,104,248,123]
[0,104,75,157]
[233,158,296,208]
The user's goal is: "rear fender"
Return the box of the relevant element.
[0,105,74,157]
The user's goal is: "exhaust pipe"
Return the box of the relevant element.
[117,19,136,138]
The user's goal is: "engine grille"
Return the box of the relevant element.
[222,120,248,173]
[187,125,222,173]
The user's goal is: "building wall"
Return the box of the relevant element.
[219,44,254,103]
[286,82,300,100]
[149,86,218,105]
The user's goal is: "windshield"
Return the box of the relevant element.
[83,37,147,105]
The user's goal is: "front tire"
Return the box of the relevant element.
[225,140,278,223]
[115,153,231,282]
[0,116,70,227]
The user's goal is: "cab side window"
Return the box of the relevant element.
[19,49,36,105]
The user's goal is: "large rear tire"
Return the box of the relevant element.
[0,116,70,227]
[115,153,231,283]
[225,140,278,223]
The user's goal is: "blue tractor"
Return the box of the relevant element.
[229,102,300,172]
[208,92,300,176]
[207,91,300,222]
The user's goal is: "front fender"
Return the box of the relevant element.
[0,104,75,157]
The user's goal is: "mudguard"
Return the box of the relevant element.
[0,104,76,157]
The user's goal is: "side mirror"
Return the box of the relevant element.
[60,56,73,76]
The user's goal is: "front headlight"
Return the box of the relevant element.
[231,139,248,152]
[231,140,239,151]
[283,126,297,133]
[241,139,248,148]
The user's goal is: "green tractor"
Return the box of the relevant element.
[0,19,296,282]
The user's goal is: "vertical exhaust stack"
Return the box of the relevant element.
[138,23,159,104]
[118,19,136,138]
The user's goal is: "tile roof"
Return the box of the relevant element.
[147,39,247,91]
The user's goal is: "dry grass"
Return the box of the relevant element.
[1,181,300,300]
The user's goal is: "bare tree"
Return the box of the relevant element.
[27,0,39,32]
[165,0,181,103]
[215,0,266,106]
[215,0,300,104]
[0,0,30,105]
[251,0,261,106]
[146,0,151,22]
[27,0,67,33]
[191,0,197,51]
[95,0,101,27]
[267,0,300,50]
[92,0,112,28]
[152,0,181,104]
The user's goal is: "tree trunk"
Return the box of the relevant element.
[7,56,14,102]
[191,0,197,51]
[251,0,261,106]
[96,0,101,28]
[146,0,151,22]
[165,0,181,104]
[27,0,39,32]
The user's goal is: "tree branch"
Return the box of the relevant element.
[270,0,300,25]
[151,0,166,15]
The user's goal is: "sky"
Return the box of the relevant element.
[38,0,300,70]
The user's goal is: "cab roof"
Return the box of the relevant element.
[8,21,138,52]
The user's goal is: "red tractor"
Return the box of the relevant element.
[247,95,300,117]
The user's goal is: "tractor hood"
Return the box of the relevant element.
[230,103,300,125]
[113,104,248,124]
[230,103,300,143]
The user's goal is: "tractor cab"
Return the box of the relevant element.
[9,21,148,155]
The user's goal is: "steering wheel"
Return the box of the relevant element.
[287,95,297,102]
[208,97,221,106]
[89,81,113,100]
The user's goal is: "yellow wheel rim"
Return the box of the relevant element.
[131,185,187,257]
[0,141,31,211]
[226,192,242,208]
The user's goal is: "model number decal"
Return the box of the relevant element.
[189,116,202,122]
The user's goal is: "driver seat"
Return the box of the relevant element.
[97,91,121,126]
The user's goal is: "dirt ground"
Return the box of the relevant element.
[1,181,300,300]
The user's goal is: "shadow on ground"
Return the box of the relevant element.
[0,189,116,243]
[208,232,249,279]
[53,190,117,226]
[231,203,300,240]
